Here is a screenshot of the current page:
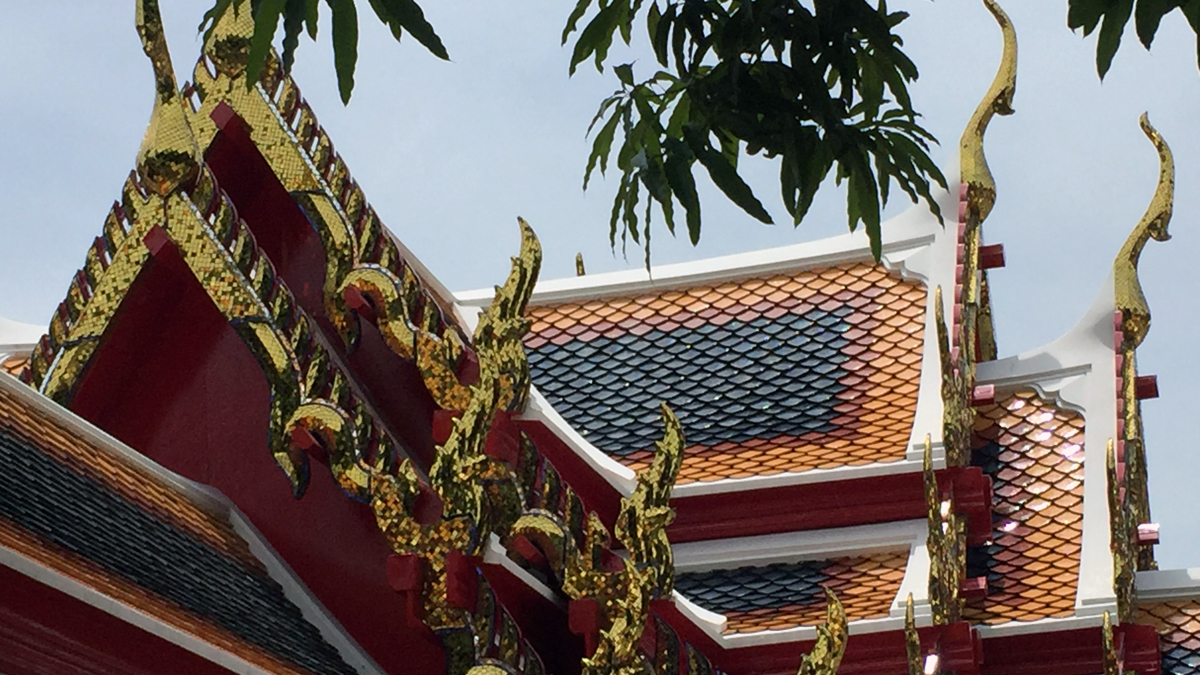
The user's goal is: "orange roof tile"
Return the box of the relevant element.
[525,264,926,484]
[963,390,1086,624]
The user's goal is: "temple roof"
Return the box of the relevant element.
[524,262,925,485]
[0,373,375,675]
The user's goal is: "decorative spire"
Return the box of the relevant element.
[905,593,922,675]
[796,589,848,675]
[576,252,586,276]
[1114,113,1174,350]
[135,0,200,197]
[958,0,1017,223]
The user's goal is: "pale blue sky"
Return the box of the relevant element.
[2,2,1200,566]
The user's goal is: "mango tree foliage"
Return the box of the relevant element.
[1067,0,1200,78]
[205,0,949,265]
[566,0,946,264]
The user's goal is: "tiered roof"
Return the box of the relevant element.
[3,0,1200,674]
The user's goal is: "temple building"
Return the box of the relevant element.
[2,1,1198,675]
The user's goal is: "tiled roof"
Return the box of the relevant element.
[964,389,1085,624]
[1,355,27,377]
[1136,599,1200,675]
[525,264,926,483]
[675,550,907,633]
[0,389,356,675]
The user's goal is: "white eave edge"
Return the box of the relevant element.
[455,189,961,497]
[975,272,1120,619]
[668,520,932,647]
[0,373,388,675]
[1136,568,1200,602]
[0,316,43,361]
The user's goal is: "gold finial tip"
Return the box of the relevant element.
[135,0,201,196]
[575,252,586,276]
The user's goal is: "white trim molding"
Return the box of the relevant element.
[975,274,1120,619]
[1136,568,1200,602]
[670,520,931,645]
[462,194,962,498]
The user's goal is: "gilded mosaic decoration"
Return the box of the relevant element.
[943,0,1017,469]
[563,404,683,675]
[187,6,486,413]
[1113,114,1173,575]
[796,590,848,675]
[924,434,963,624]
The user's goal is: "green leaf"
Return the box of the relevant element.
[585,109,622,189]
[1068,0,1108,34]
[304,0,319,39]
[684,127,773,225]
[281,0,307,70]
[327,0,359,103]
[665,92,690,136]
[663,138,701,244]
[615,63,635,86]
[369,0,449,59]
[569,2,620,74]
[247,0,285,87]
[563,0,594,45]
[1096,0,1134,78]
[1135,0,1175,48]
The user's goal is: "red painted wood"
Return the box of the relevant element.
[669,467,991,544]
[205,104,438,470]
[481,562,583,675]
[517,420,622,528]
[980,627,1103,675]
[979,244,1006,270]
[651,600,980,675]
[1135,375,1160,400]
[66,249,444,675]
[0,563,234,675]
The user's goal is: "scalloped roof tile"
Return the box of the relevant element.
[524,263,926,484]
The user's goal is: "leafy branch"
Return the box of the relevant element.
[199,0,449,104]
[570,0,947,265]
[1068,0,1200,78]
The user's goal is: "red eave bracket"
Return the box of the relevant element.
[941,466,994,546]
[980,624,1160,675]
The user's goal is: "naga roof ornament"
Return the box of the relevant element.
[563,404,684,675]
[1114,114,1173,578]
[1114,114,1173,352]
[905,594,922,675]
[795,589,848,675]
[924,434,964,624]
[941,0,1017,469]
[958,0,1016,224]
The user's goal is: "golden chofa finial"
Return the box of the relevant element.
[959,0,1017,223]
[135,0,201,197]
[199,0,253,79]
[575,252,586,276]
[1114,113,1174,349]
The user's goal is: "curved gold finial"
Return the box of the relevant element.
[905,593,922,675]
[959,0,1017,222]
[1114,113,1174,349]
[614,402,684,596]
[135,0,200,196]
[797,589,848,675]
